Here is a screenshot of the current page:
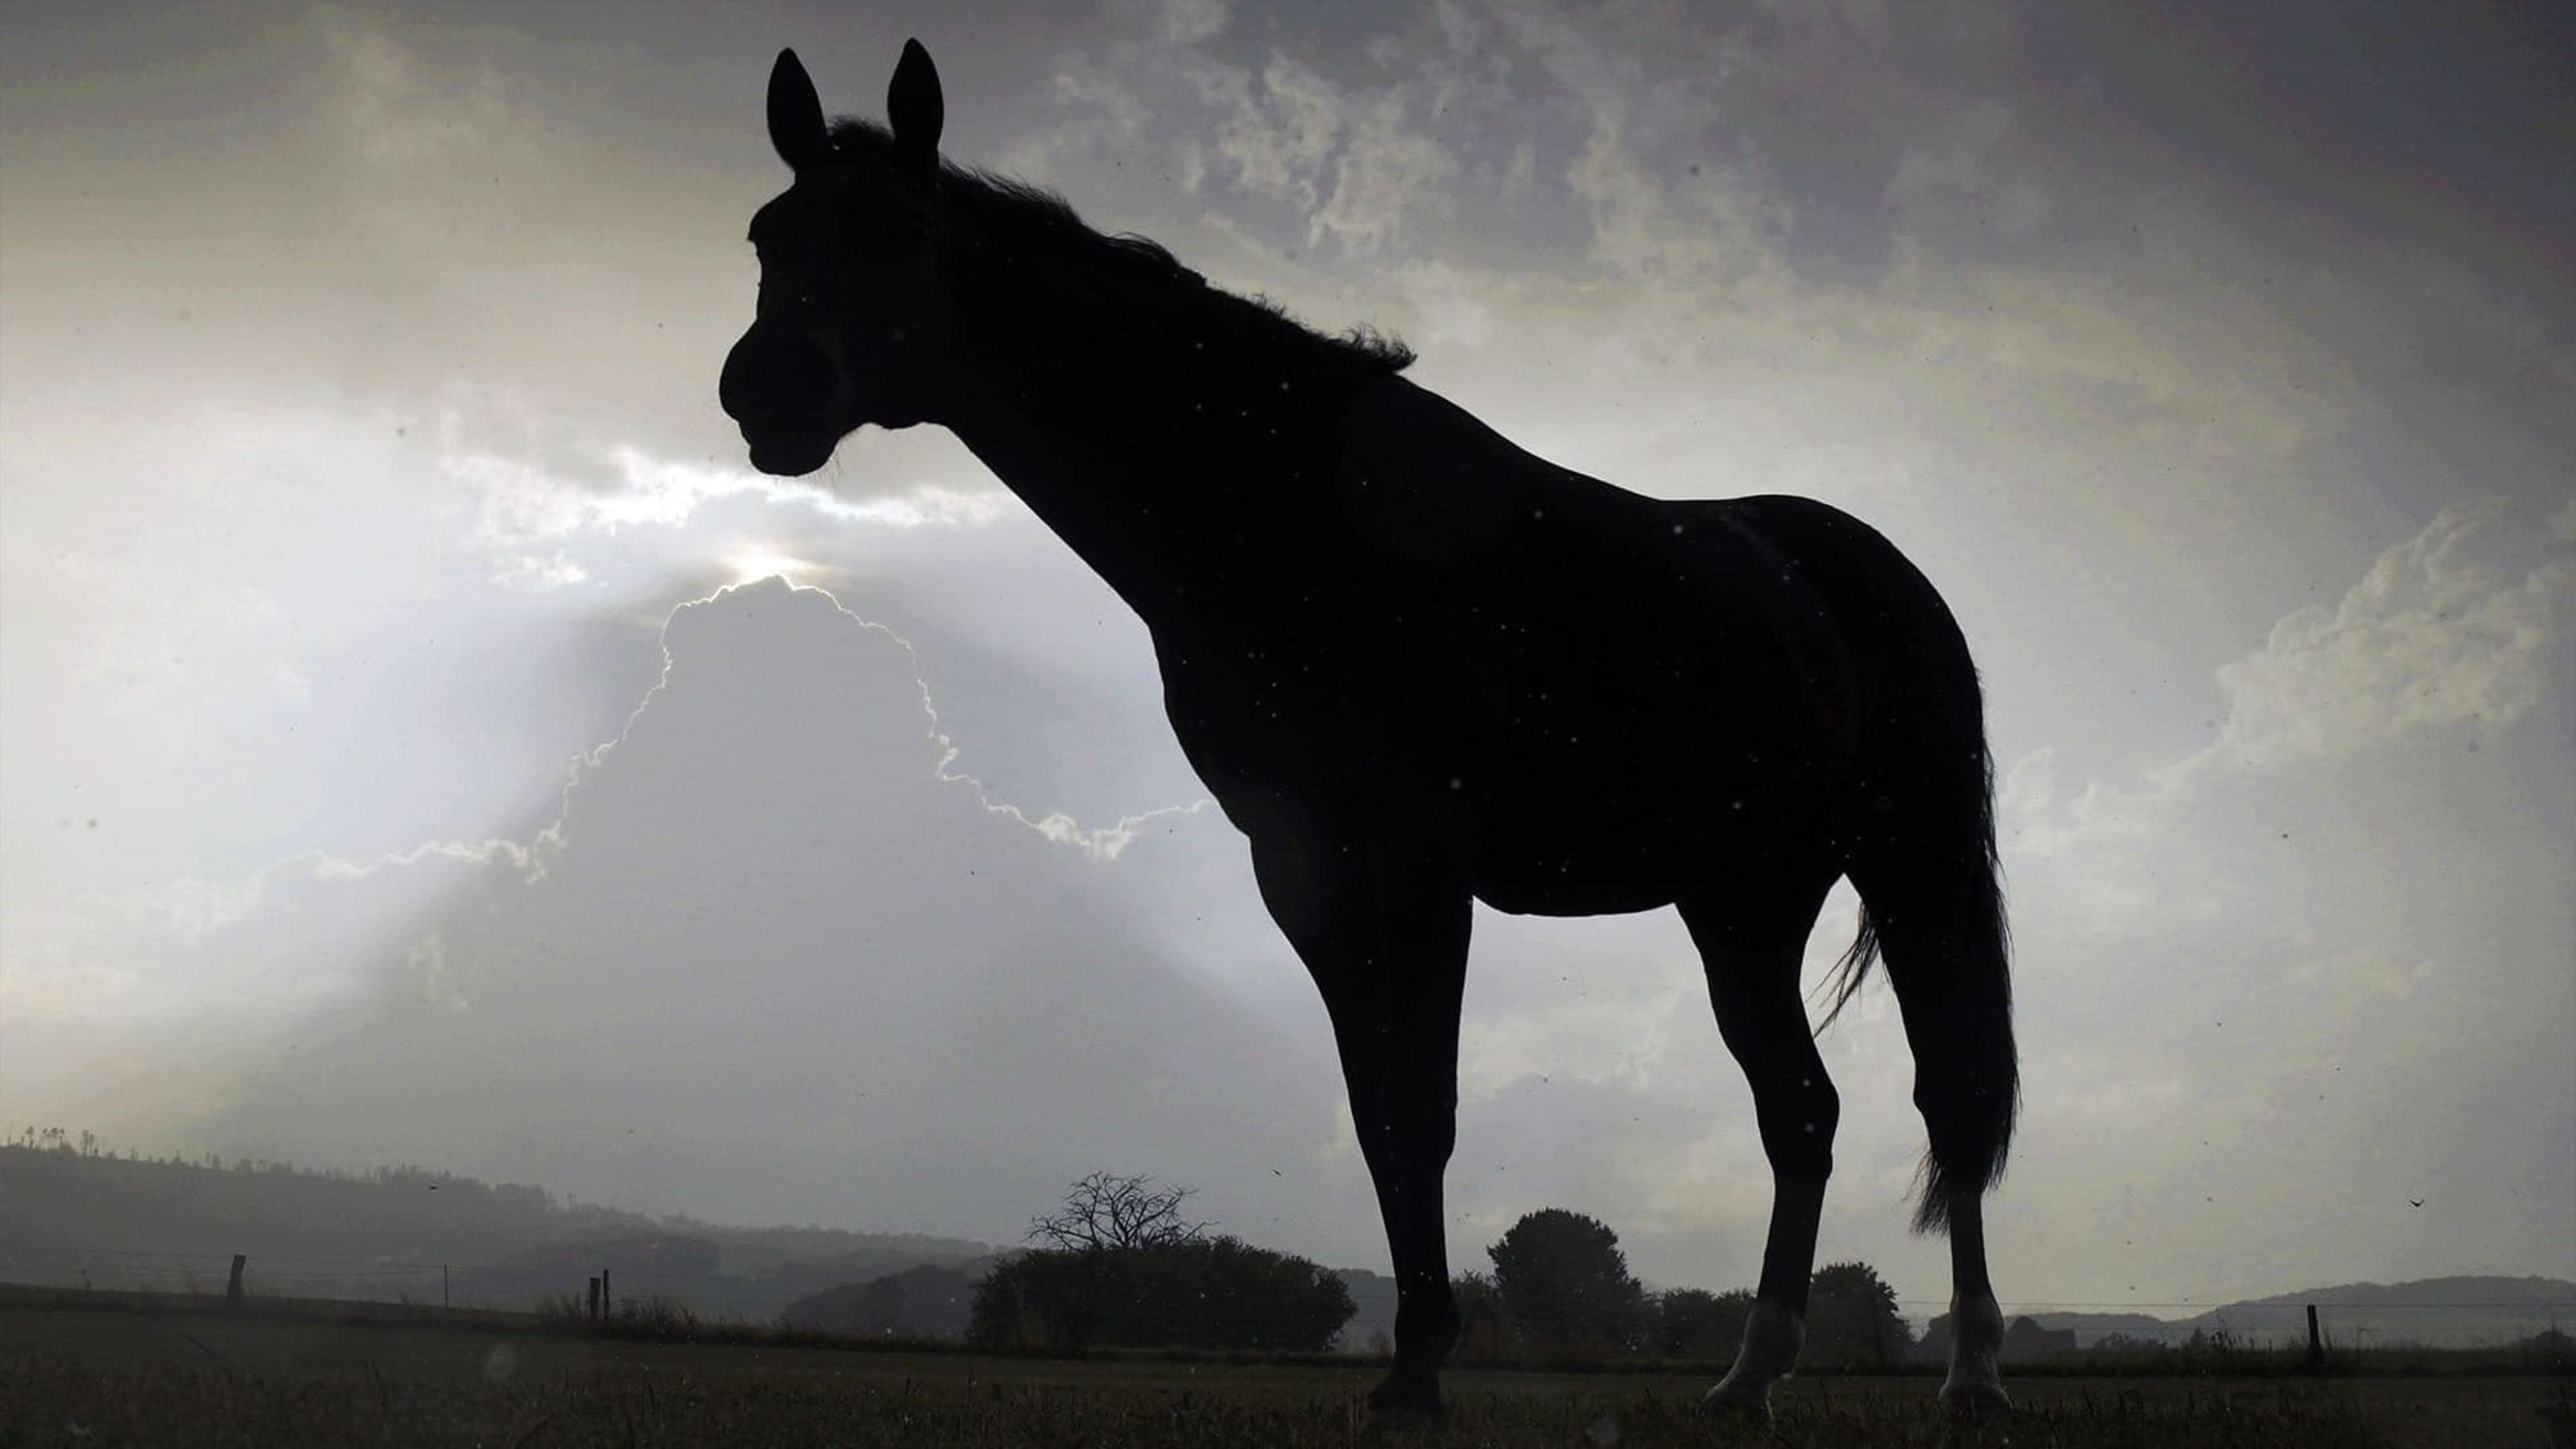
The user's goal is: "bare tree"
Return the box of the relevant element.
[1026,1172,1212,1252]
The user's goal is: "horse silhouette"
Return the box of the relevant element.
[720,40,2017,1419]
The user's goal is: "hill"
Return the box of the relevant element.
[0,1143,997,1321]
[780,1260,1000,1338]
[1328,1266,1397,1351]
[2010,1277,2576,1350]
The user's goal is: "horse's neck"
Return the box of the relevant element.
[938,278,1342,633]
[943,396,1208,623]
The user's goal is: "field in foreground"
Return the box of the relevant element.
[3,1297,2568,1447]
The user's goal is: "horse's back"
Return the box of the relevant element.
[1171,378,1982,907]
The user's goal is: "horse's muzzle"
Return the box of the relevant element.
[720,325,841,473]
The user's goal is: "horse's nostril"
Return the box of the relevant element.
[720,327,837,425]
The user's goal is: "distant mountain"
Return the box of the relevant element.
[2018,1277,2576,1349]
[1329,1267,1398,1352]
[0,1144,999,1321]
[2015,1311,2173,1335]
[2240,1276,2572,1311]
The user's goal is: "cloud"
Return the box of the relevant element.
[1116,0,1229,48]
[2178,498,2573,779]
[1028,16,1470,259]
[319,9,514,166]
[494,551,590,590]
[1470,5,1790,299]
[103,830,535,954]
[1885,99,2050,238]
[2011,496,2575,860]
[431,394,1012,584]
[1886,99,2012,204]
[180,578,1350,1240]
[1964,495,2576,1297]
[1208,54,1346,215]
[1309,91,1459,256]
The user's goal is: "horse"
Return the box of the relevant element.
[719,40,2019,1419]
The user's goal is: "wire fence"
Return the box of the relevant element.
[4,1244,2569,1348]
[0,1244,845,1322]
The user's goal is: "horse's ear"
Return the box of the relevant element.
[767,49,830,173]
[888,38,943,174]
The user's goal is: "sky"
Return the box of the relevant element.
[2,0,2570,1318]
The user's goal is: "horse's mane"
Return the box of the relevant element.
[827,118,1415,376]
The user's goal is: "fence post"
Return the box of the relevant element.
[225,1253,246,1309]
[602,1268,612,1321]
[588,1276,601,1325]
[2305,1304,2323,1370]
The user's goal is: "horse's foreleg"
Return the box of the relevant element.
[1342,1016,1466,1415]
[1252,830,1470,1414]
[1679,884,1839,1420]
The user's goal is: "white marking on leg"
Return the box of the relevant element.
[1705,1298,1801,1417]
[1939,1190,2011,1415]
[1941,1289,2008,1410]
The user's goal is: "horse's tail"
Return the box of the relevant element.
[1813,904,1880,1033]
[1866,730,2017,1236]
[1732,494,2019,1236]
[1825,761,2015,1234]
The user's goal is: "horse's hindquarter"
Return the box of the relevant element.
[1159,379,1866,912]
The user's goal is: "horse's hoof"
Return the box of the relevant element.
[1939,1377,2011,1420]
[1366,1374,1444,1417]
[1701,1382,1774,1423]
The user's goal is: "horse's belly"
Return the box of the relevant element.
[1462,692,1837,914]
[1466,775,1735,916]
[1471,853,1682,917]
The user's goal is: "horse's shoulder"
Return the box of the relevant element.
[1330,377,1512,465]
[1318,377,1548,567]
[1709,494,1881,554]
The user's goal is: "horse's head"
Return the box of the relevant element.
[720,42,952,476]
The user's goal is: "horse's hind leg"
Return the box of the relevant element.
[1933,1175,2007,1415]
[1250,827,1471,1414]
[1850,844,2017,1417]
[1676,870,1840,1420]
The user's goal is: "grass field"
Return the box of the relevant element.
[4,1295,2567,1446]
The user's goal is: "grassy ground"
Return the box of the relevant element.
[3,1296,2567,1446]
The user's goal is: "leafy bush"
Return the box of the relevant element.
[783,1263,983,1339]
[1487,1209,1647,1354]
[1452,1270,1511,1362]
[967,1237,1354,1353]
[1804,1261,1913,1370]
[1650,1287,1753,1360]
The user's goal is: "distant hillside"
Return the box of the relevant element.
[2023,1277,2576,1349]
[2017,1311,2174,1336]
[782,1261,1000,1339]
[1330,1267,1397,1352]
[0,1144,998,1321]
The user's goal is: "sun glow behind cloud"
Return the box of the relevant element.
[722,545,827,587]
